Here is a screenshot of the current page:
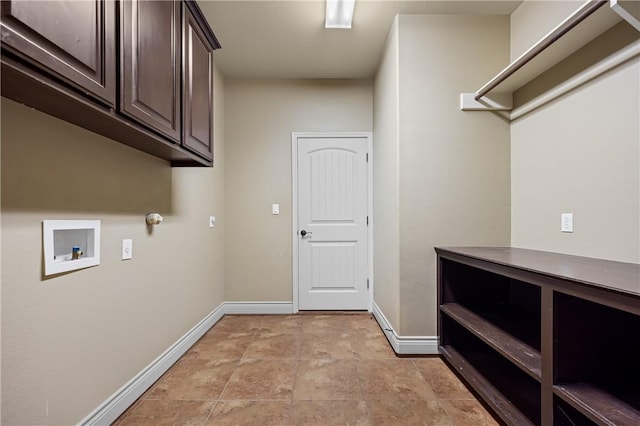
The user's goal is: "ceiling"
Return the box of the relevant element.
[197,0,523,79]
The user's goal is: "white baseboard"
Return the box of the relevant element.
[223,301,293,314]
[79,301,293,425]
[372,302,439,355]
[79,303,226,426]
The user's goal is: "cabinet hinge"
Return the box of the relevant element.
[367,278,370,290]
[366,153,369,162]
[366,216,369,226]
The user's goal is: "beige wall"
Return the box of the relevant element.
[510,9,640,262]
[0,66,225,424]
[224,79,372,302]
[372,15,511,337]
[372,18,401,330]
[396,15,511,336]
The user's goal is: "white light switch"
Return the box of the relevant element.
[209,216,216,228]
[561,213,573,233]
[272,204,280,215]
[122,239,133,260]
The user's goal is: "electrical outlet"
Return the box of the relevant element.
[561,213,573,233]
[122,239,133,260]
[209,216,216,228]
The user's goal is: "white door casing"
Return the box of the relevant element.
[292,133,372,311]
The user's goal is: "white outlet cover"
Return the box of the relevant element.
[122,239,133,260]
[272,204,280,215]
[561,213,573,233]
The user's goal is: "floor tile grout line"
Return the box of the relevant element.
[354,357,374,425]
[215,331,257,404]
[200,400,218,426]
[197,321,257,424]
[239,329,259,360]
[410,358,456,425]
[286,357,301,426]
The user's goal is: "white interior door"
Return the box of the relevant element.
[296,135,369,310]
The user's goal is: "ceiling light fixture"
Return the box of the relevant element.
[325,0,355,29]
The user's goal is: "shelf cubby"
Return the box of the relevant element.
[441,315,541,425]
[554,292,640,425]
[440,258,541,351]
[440,303,541,379]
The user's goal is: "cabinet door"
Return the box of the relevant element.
[182,3,214,161]
[121,0,181,142]
[0,0,116,105]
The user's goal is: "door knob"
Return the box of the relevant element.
[300,230,312,237]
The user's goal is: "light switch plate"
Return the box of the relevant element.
[122,239,133,260]
[272,204,280,215]
[209,216,216,228]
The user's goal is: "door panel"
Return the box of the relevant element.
[298,137,368,310]
[121,0,181,142]
[0,0,115,105]
[182,3,214,160]
[311,242,357,289]
[311,149,356,221]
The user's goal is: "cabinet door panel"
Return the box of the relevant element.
[182,4,213,160]
[1,0,115,105]
[121,0,181,142]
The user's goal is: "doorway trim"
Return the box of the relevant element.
[291,132,373,313]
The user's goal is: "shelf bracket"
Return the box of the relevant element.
[460,93,512,111]
[610,0,640,31]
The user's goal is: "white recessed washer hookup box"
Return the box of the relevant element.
[43,220,101,276]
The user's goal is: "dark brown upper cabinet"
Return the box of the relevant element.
[1,0,219,166]
[120,0,181,142]
[182,1,214,161]
[0,0,116,106]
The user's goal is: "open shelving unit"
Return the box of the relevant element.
[436,247,640,425]
[460,0,640,114]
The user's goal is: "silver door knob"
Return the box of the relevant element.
[300,230,312,237]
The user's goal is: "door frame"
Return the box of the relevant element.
[291,132,374,313]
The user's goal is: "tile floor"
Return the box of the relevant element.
[114,314,499,425]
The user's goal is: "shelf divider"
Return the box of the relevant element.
[440,303,541,380]
[554,383,640,425]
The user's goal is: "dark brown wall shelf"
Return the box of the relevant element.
[437,247,640,426]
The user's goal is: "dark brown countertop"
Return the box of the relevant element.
[435,247,640,297]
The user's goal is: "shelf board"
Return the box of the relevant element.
[481,1,620,95]
[441,345,535,426]
[441,303,542,380]
[461,0,623,111]
[436,247,640,299]
[554,383,640,425]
